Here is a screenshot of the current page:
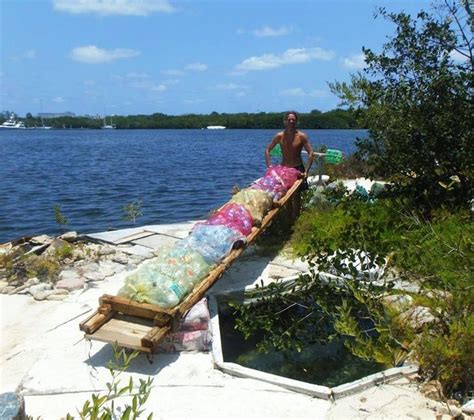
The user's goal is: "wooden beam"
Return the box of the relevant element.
[141,325,171,349]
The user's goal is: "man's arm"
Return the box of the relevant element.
[301,133,314,175]
[265,133,282,168]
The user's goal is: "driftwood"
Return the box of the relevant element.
[79,178,304,353]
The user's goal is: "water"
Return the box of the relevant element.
[218,303,385,387]
[0,129,366,243]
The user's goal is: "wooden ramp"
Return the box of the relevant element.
[80,179,304,353]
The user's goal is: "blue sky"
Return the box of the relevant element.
[1,0,432,117]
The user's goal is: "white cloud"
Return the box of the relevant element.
[70,45,140,63]
[281,88,306,97]
[150,84,167,92]
[254,25,292,37]
[236,47,335,72]
[10,50,36,61]
[52,96,65,103]
[53,0,176,16]
[186,62,208,71]
[184,98,205,104]
[342,53,365,69]
[280,88,329,98]
[215,83,243,90]
[161,69,186,76]
[114,72,169,93]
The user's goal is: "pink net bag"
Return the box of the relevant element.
[265,165,301,190]
[203,203,254,236]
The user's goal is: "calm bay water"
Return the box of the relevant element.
[0,129,366,243]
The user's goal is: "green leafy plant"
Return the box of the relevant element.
[54,204,69,233]
[66,344,154,420]
[122,200,143,225]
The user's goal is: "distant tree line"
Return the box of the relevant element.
[3,109,362,130]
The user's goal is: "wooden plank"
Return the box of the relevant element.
[99,294,174,323]
[141,325,171,349]
[85,318,153,353]
[79,306,116,334]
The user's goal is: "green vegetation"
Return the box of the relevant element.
[122,200,143,225]
[1,108,360,130]
[233,0,473,401]
[66,345,154,420]
[329,2,473,213]
[54,204,69,233]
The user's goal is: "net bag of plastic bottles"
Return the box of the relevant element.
[265,165,301,190]
[250,175,287,200]
[176,224,246,265]
[118,246,211,308]
[229,188,273,226]
[202,203,254,236]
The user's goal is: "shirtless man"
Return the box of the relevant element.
[265,111,314,178]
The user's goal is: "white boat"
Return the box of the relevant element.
[0,114,26,129]
[102,116,116,129]
[206,125,226,130]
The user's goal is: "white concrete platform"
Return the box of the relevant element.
[0,222,442,419]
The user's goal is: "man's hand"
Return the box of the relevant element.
[298,171,307,179]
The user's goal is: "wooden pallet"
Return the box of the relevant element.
[80,178,304,353]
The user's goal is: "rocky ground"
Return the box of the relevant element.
[0,231,154,301]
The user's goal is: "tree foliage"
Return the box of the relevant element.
[1,109,360,130]
[330,0,473,213]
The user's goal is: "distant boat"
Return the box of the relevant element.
[36,101,52,129]
[102,116,116,129]
[206,125,226,130]
[0,113,26,129]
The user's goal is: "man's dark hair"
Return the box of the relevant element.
[284,110,299,121]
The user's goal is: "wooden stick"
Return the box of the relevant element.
[141,325,171,349]
[79,306,116,334]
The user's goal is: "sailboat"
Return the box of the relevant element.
[34,101,52,129]
[36,115,52,130]
[101,115,116,129]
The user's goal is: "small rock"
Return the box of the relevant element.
[111,253,129,265]
[0,280,8,289]
[32,290,56,301]
[25,277,40,287]
[8,278,39,295]
[58,269,80,281]
[30,234,53,245]
[46,293,68,301]
[0,286,15,294]
[382,294,414,311]
[55,276,85,291]
[421,380,444,401]
[436,404,463,418]
[29,283,52,296]
[398,306,437,331]
[97,260,123,278]
[43,238,71,257]
[58,231,78,242]
[461,399,474,414]
[98,245,116,256]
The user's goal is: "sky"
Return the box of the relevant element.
[1,0,433,117]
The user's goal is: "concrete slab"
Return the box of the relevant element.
[133,233,181,250]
